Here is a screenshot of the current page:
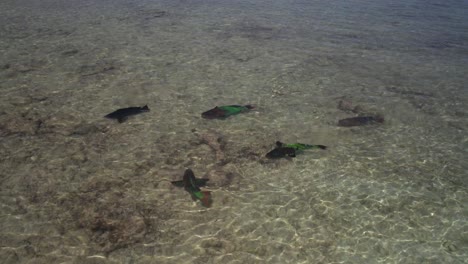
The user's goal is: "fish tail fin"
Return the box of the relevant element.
[200,191,212,207]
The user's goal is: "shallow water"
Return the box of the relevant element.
[1,0,467,263]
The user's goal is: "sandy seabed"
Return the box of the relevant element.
[0,0,467,263]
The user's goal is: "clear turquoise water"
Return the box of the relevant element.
[0,0,467,263]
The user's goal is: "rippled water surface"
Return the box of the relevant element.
[1,0,467,263]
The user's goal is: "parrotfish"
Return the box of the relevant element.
[338,115,384,127]
[201,105,254,119]
[171,169,212,207]
[266,141,327,159]
[276,141,327,151]
[105,105,150,123]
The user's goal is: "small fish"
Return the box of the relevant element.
[276,141,327,151]
[202,105,254,119]
[171,169,212,207]
[338,115,384,127]
[105,105,150,123]
[266,141,327,159]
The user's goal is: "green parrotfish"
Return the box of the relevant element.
[202,105,254,119]
[171,169,212,207]
[266,141,327,159]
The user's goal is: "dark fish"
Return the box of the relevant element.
[266,141,327,159]
[105,105,150,123]
[171,169,212,207]
[202,105,254,119]
[276,141,327,151]
[338,116,384,127]
[266,147,296,159]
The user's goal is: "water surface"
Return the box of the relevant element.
[1,0,467,263]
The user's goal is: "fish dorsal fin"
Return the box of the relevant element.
[275,141,283,147]
[195,178,209,187]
